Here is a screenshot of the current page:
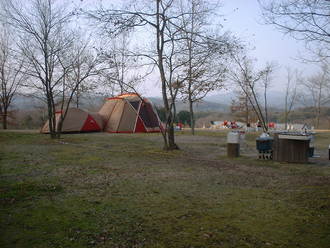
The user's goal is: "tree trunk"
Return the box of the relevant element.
[46,100,55,138]
[245,96,249,126]
[167,124,179,150]
[284,94,288,130]
[76,90,79,108]
[251,89,268,132]
[189,100,195,135]
[316,110,320,129]
[46,92,57,139]
[156,0,178,150]
[284,111,288,130]
[2,110,7,129]
[56,116,64,139]
[264,85,268,125]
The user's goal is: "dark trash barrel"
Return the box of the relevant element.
[256,137,273,152]
[256,137,273,159]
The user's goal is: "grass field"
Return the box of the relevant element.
[1,130,330,248]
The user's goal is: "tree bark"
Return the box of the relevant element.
[245,95,249,126]
[156,0,178,150]
[2,110,7,129]
[284,91,288,130]
[189,99,195,135]
[284,112,288,130]
[167,124,179,150]
[264,82,268,125]
[76,86,80,108]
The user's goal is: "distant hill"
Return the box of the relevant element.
[12,94,105,112]
[205,90,330,109]
[14,90,323,114]
[11,88,329,114]
[149,97,230,113]
[206,91,287,109]
[12,94,230,113]
[12,95,44,110]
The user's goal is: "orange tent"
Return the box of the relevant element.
[41,108,103,133]
[98,93,162,133]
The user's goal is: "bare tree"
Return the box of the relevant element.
[89,0,205,150]
[1,0,74,138]
[0,24,27,129]
[162,19,189,138]
[261,62,276,125]
[283,67,298,129]
[300,64,330,128]
[55,38,103,137]
[228,53,270,132]
[178,0,232,135]
[259,0,330,61]
[230,90,254,125]
[98,31,143,96]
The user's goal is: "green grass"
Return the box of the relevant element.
[1,131,330,248]
[314,131,330,149]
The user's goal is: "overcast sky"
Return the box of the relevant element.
[79,0,318,98]
[222,0,315,72]
[136,0,317,97]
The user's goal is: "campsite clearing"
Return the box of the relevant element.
[1,130,330,248]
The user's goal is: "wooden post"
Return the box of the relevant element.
[227,143,240,157]
[227,132,240,158]
[272,133,279,161]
